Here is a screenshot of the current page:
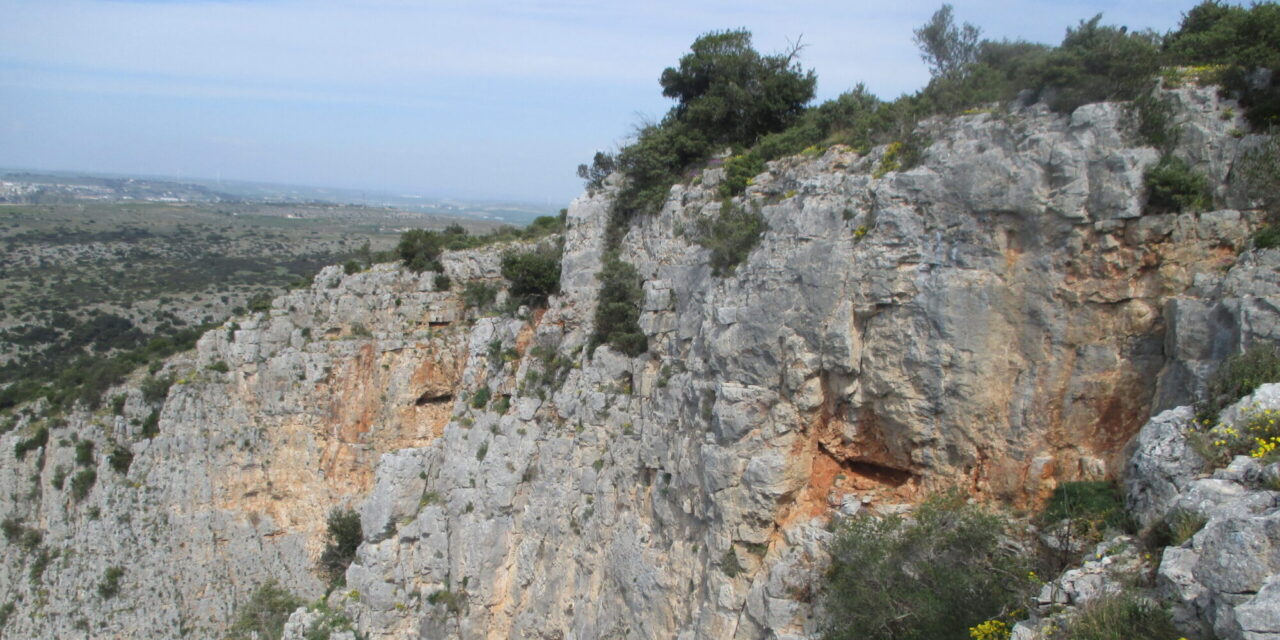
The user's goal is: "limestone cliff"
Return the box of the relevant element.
[1,85,1277,639]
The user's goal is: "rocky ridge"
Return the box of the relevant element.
[0,84,1278,639]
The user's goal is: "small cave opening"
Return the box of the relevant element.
[415,391,453,406]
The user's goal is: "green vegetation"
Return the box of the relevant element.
[470,387,491,409]
[13,426,48,460]
[1037,481,1130,572]
[720,549,744,577]
[427,588,466,614]
[577,151,616,191]
[821,490,1031,640]
[0,199,415,416]
[299,602,361,640]
[1198,342,1280,422]
[108,443,134,474]
[1194,402,1280,466]
[591,257,647,356]
[70,468,97,502]
[500,246,562,307]
[1144,155,1213,213]
[141,409,161,439]
[29,548,57,585]
[97,566,124,599]
[695,201,768,276]
[1157,509,1210,546]
[1039,481,1129,533]
[74,440,94,466]
[0,602,14,630]
[228,580,302,640]
[317,508,363,586]
[397,215,566,276]
[1163,2,1280,127]
[1060,590,1179,640]
[1,517,41,550]
[396,229,445,273]
[462,281,498,311]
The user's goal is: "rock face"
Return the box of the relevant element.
[1,85,1278,639]
[1126,384,1280,640]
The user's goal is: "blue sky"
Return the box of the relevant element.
[0,0,1206,205]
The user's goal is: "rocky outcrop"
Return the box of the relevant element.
[0,257,497,638]
[1126,384,1280,640]
[2,85,1278,640]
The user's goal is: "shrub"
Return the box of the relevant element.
[29,547,56,584]
[207,360,230,373]
[1026,15,1161,114]
[1061,591,1178,640]
[1198,343,1280,421]
[462,282,497,311]
[0,602,13,629]
[110,394,127,416]
[500,247,561,308]
[299,603,358,640]
[427,588,466,614]
[1129,90,1179,152]
[1163,509,1209,546]
[577,151,616,191]
[1163,1,1280,127]
[52,465,68,490]
[1254,224,1280,250]
[97,566,124,599]
[591,256,647,357]
[695,201,768,276]
[492,395,510,414]
[1193,403,1280,467]
[1144,155,1212,213]
[343,260,361,275]
[434,273,452,291]
[141,409,160,438]
[397,229,445,273]
[140,374,174,405]
[718,153,766,198]
[108,444,134,474]
[227,580,301,640]
[248,292,273,312]
[1039,481,1129,532]
[470,386,491,409]
[1,517,26,544]
[721,549,744,577]
[13,426,48,460]
[822,490,1032,640]
[70,468,96,502]
[75,440,94,466]
[317,508,362,586]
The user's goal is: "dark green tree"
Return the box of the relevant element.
[500,247,562,308]
[659,29,816,150]
[317,508,363,585]
[396,229,445,273]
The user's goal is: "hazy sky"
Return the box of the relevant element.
[1,0,1205,205]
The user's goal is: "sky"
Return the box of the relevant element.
[0,0,1208,206]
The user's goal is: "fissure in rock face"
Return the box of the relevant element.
[1,85,1277,640]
